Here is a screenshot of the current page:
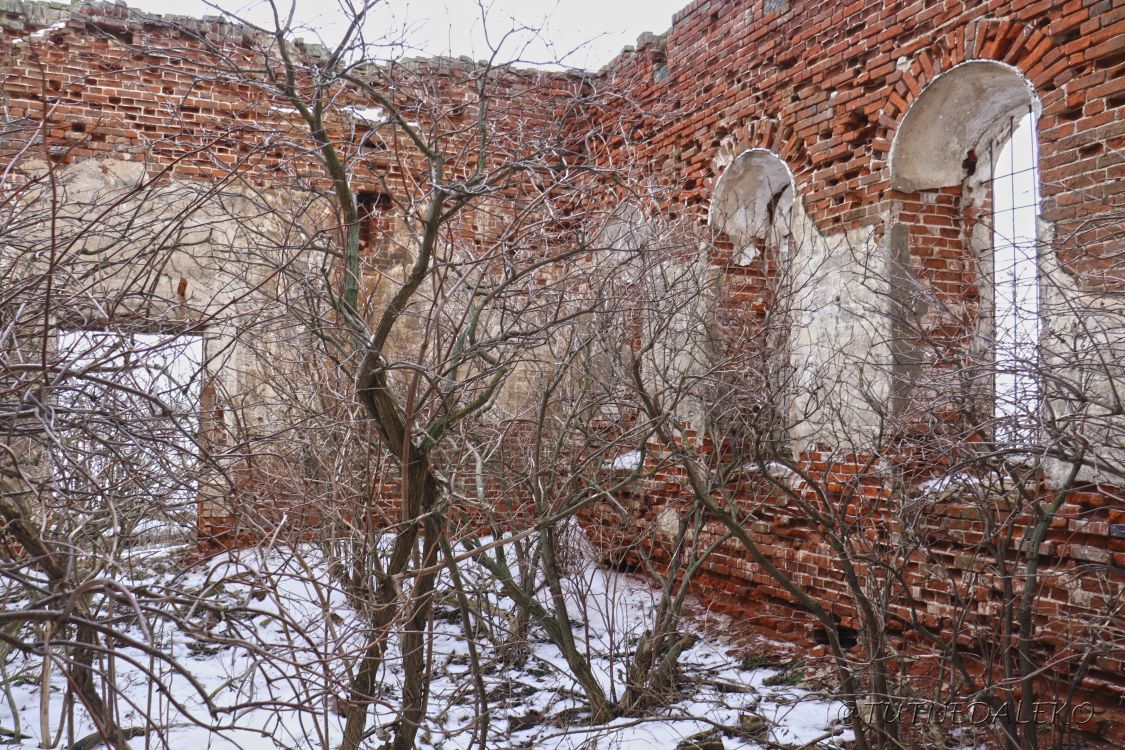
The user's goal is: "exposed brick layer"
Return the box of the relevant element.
[599,0,1124,266]
[586,0,1125,742]
[580,451,1125,742]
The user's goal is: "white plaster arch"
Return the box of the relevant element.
[709,148,795,264]
[890,60,1039,191]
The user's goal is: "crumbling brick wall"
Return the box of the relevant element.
[0,0,590,545]
[581,0,1125,743]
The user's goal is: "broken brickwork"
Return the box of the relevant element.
[578,0,1125,743]
[0,0,588,542]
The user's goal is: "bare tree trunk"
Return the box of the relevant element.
[391,516,441,750]
[470,530,616,724]
[539,526,616,724]
[339,457,443,750]
[621,508,717,713]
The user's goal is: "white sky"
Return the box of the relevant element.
[125,0,687,69]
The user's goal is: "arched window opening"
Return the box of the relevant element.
[990,109,1040,440]
[710,149,794,266]
[889,60,1042,443]
[708,150,796,454]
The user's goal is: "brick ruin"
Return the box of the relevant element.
[2,0,1123,743]
[577,0,1125,741]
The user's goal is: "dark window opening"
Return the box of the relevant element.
[652,52,670,84]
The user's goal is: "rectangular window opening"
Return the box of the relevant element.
[357,191,393,252]
[989,108,1041,445]
[54,328,206,547]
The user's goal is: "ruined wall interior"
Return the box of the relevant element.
[2,0,1124,742]
[577,0,1125,740]
[0,0,591,542]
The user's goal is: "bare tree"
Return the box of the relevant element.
[6,4,1119,750]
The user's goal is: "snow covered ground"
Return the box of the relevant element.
[0,538,852,750]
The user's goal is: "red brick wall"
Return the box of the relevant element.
[580,451,1125,742]
[0,2,587,199]
[0,1,593,546]
[584,0,1125,742]
[596,0,1122,243]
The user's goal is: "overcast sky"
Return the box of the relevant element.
[126,0,686,69]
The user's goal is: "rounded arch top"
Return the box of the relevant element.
[709,148,795,245]
[890,60,1038,192]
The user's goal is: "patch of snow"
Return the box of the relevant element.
[919,472,984,496]
[743,461,795,475]
[14,21,68,43]
[346,105,388,124]
[605,450,643,470]
[0,540,852,750]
